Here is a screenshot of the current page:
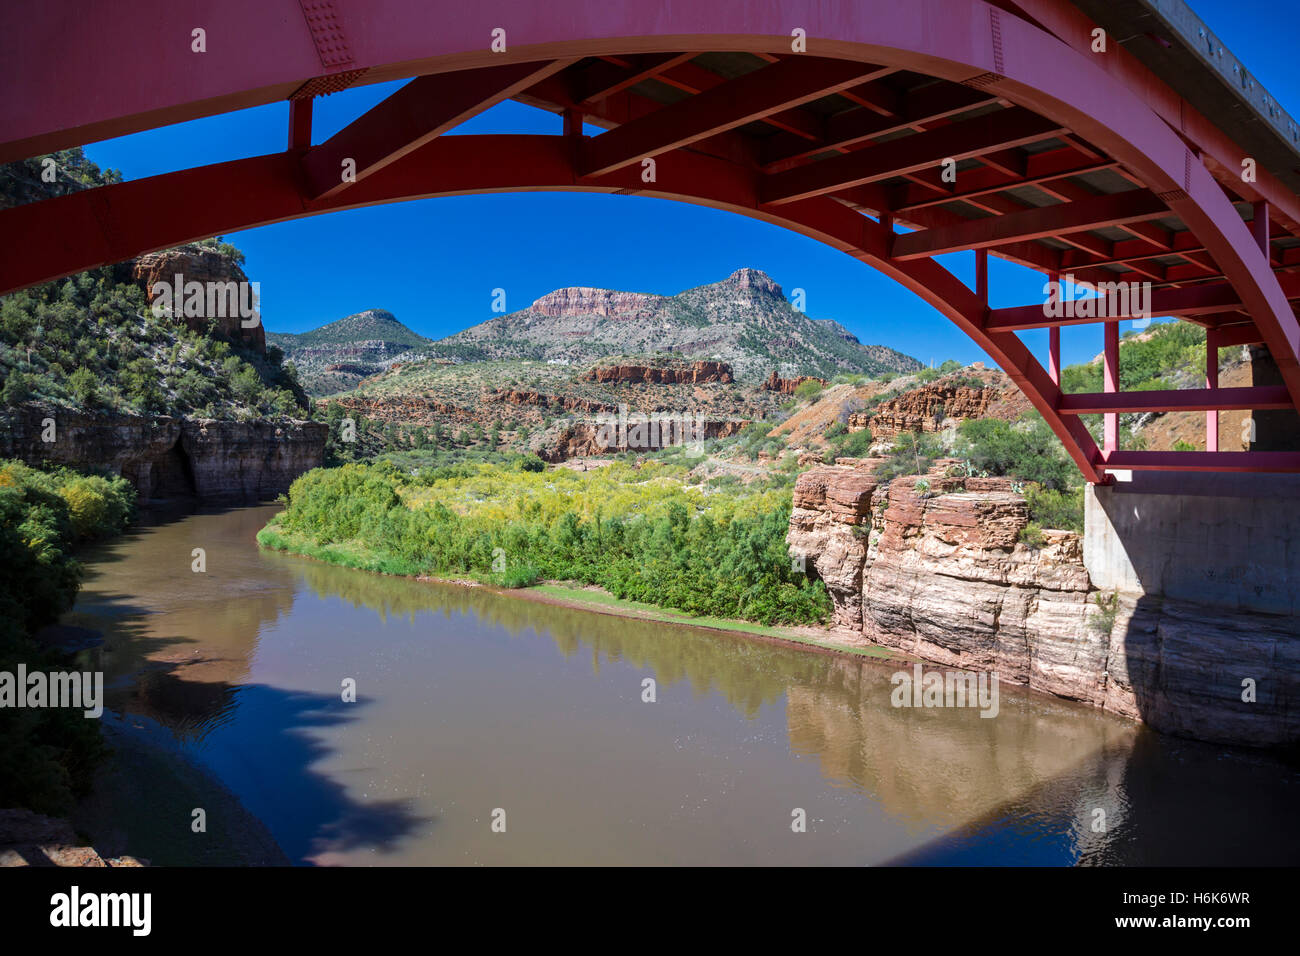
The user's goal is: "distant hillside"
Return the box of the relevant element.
[436,268,919,382]
[268,309,433,395]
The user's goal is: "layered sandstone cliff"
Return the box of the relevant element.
[850,369,1029,440]
[534,417,747,463]
[788,466,1300,747]
[0,405,325,502]
[587,361,733,385]
[132,246,266,352]
[530,287,665,320]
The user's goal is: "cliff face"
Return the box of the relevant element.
[529,287,665,320]
[132,246,266,352]
[851,368,1030,440]
[859,384,996,439]
[0,405,325,502]
[179,418,329,501]
[587,361,733,385]
[534,418,747,463]
[788,466,1300,747]
[763,371,825,394]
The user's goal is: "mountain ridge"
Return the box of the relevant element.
[436,268,919,382]
[268,269,920,395]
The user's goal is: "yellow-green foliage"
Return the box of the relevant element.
[261,460,830,626]
[400,459,790,526]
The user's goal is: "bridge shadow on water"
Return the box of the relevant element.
[100,652,431,865]
[68,502,431,865]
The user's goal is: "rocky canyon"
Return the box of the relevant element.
[788,463,1300,748]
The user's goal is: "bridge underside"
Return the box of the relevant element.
[3,0,1299,481]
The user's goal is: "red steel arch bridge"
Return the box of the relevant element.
[3,0,1300,483]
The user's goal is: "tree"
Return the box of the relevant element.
[68,366,98,407]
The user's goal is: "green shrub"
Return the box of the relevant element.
[0,460,132,815]
[874,431,942,481]
[1018,521,1045,549]
[495,564,541,588]
[957,414,1074,491]
[1024,484,1084,532]
[261,460,831,626]
[794,379,823,401]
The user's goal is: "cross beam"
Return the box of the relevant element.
[580,58,889,177]
[1060,386,1293,414]
[302,60,571,200]
[891,190,1167,261]
[760,108,1063,205]
[985,273,1300,330]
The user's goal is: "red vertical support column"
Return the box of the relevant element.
[1048,270,1060,387]
[288,98,313,151]
[1103,319,1119,453]
[1252,200,1271,257]
[563,107,583,172]
[1206,327,1220,452]
[975,248,988,310]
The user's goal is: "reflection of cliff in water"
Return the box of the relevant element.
[782,655,1138,830]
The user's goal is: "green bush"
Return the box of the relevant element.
[957,414,1074,491]
[1023,484,1084,532]
[261,460,831,626]
[874,431,942,481]
[0,460,133,815]
[495,564,541,588]
[794,379,824,401]
[1018,521,1045,549]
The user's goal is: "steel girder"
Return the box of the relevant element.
[2,0,1298,477]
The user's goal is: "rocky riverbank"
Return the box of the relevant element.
[0,404,327,501]
[787,463,1300,748]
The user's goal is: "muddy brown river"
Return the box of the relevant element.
[64,505,1300,866]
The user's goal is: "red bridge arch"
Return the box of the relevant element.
[4,0,1300,481]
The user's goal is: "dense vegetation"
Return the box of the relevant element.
[0,460,135,814]
[259,459,831,626]
[1060,320,1212,450]
[0,147,308,420]
[1060,320,1207,394]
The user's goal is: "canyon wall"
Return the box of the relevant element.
[788,465,1300,748]
[536,417,746,463]
[0,405,326,502]
[587,361,733,385]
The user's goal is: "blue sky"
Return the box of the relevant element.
[82,0,1296,369]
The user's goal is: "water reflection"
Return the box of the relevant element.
[66,505,1300,866]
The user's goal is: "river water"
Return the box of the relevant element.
[64,505,1300,866]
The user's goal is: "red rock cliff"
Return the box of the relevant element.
[132,246,266,352]
[787,465,1300,747]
